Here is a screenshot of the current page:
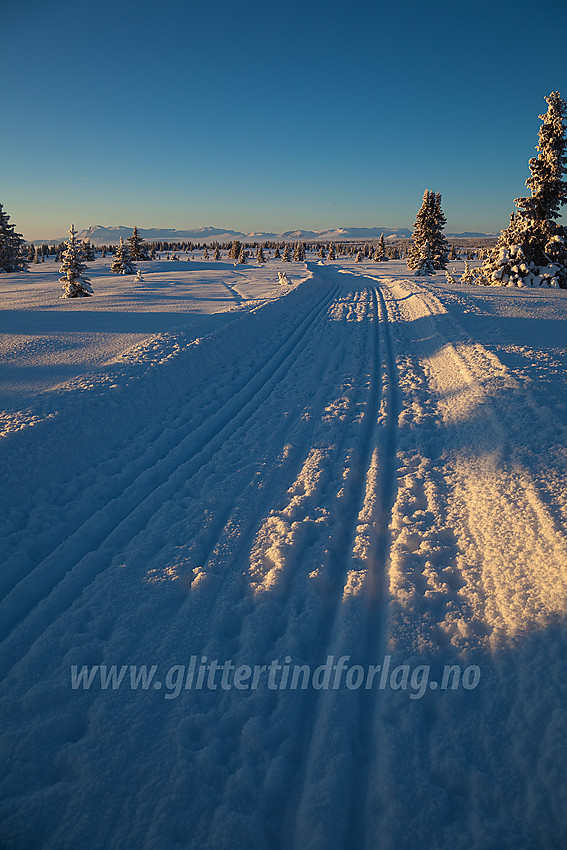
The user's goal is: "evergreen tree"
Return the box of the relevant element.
[407,190,448,271]
[460,261,475,284]
[355,250,363,263]
[111,237,135,275]
[373,232,387,261]
[274,246,281,259]
[213,245,220,261]
[327,242,336,260]
[127,226,148,261]
[256,246,266,263]
[203,246,209,260]
[60,224,93,297]
[478,91,567,288]
[229,240,241,260]
[281,243,291,262]
[238,245,247,264]
[82,239,96,261]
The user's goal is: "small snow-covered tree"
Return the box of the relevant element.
[213,245,220,261]
[256,246,266,263]
[238,245,247,264]
[111,237,135,275]
[60,224,93,297]
[477,91,567,288]
[327,242,335,260]
[82,239,95,261]
[460,261,475,284]
[355,250,363,263]
[127,226,148,261]
[281,243,291,262]
[229,240,241,260]
[373,232,387,261]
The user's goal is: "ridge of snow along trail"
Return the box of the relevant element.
[1,256,567,848]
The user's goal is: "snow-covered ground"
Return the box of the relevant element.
[1,255,566,848]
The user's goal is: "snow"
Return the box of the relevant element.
[1,253,567,848]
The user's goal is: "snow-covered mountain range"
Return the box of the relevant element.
[72,225,414,244]
[35,224,497,245]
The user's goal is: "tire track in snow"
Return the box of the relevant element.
[0,279,339,680]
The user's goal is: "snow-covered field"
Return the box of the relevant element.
[1,255,567,848]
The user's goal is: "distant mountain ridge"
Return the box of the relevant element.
[41,224,496,244]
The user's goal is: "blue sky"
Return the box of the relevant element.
[3,0,567,240]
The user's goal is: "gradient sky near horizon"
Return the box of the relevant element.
[3,0,567,240]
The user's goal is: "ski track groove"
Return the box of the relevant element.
[279,279,388,850]
[0,279,340,681]
[282,273,401,850]
[342,279,400,850]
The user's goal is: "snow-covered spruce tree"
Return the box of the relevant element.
[281,243,291,262]
[460,261,475,284]
[0,203,28,272]
[60,224,93,297]
[127,226,148,261]
[407,190,448,272]
[477,91,567,288]
[256,246,266,263]
[213,245,220,261]
[327,242,336,260]
[238,245,247,264]
[229,240,241,260]
[111,237,135,275]
[373,232,387,261]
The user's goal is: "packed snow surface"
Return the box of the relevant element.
[1,255,567,848]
